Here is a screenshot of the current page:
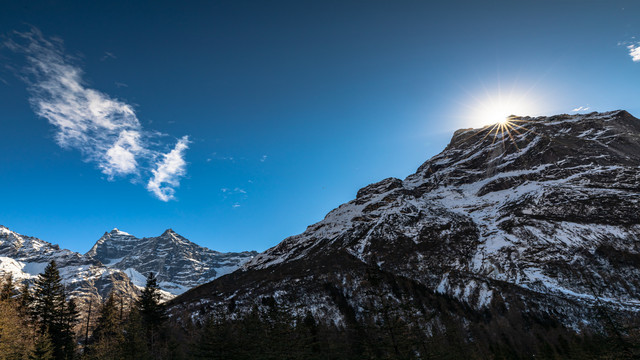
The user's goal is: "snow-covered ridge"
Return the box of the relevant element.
[232,110,640,327]
[0,225,138,305]
[86,228,257,296]
[0,224,257,303]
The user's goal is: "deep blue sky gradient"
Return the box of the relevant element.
[2,1,640,252]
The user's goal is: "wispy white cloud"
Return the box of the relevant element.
[101,51,117,61]
[220,187,246,195]
[571,106,590,112]
[220,187,248,208]
[628,44,640,62]
[209,152,234,161]
[260,155,268,162]
[147,136,190,201]
[102,129,143,177]
[6,28,190,201]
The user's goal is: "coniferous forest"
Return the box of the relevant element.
[0,260,638,360]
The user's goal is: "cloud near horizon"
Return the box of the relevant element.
[6,28,190,201]
[571,106,590,112]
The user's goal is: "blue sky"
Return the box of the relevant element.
[2,0,640,253]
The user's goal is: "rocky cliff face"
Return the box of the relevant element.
[0,224,256,306]
[0,225,138,304]
[169,110,640,332]
[86,228,257,296]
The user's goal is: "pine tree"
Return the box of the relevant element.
[0,274,15,301]
[136,272,166,358]
[18,282,32,315]
[121,307,151,360]
[88,293,124,360]
[60,297,78,359]
[93,294,120,341]
[29,333,54,360]
[31,260,77,360]
[137,272,165,328]
[32,261,66,335]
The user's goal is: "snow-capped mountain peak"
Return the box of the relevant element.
[86,229,257,296]
[0,226,138,307]
[172,110,640,330]
[110,228,131,236]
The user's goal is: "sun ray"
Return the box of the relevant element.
[479,124,499,143]
[490,124,502,145]
[504,124,520,151]
[509,122,539,137]
[505,123,523,136]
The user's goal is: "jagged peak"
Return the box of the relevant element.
[160,229,191,244]
[109,228,132,236]
[448,110,634,146]
[162,228,176,236]
[0,226,23,240]
[424,110,639,169]
[0,226,16,239]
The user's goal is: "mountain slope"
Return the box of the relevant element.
[169,110,640,332]
[0,225,138,303]
[86,228,257,295]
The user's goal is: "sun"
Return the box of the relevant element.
[458,89,545,151]
[460,82,545,128]
[476,98,529,127]
[497,117,510,125]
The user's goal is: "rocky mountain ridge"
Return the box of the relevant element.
[86,228,257,295]
[170,110,640,333]
[0,225,254,303]
[0,225,137,304]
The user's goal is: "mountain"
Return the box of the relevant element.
[169,110,640,334]
[86,228,257,296]
[0,225,255,305]
[0,225,138,304]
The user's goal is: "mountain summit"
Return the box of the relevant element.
[0,225,137,303]
[170,110,640,331]
[86,228,257,295]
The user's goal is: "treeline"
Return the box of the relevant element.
[0,260,168,360]
[0,260,77,359]
[1,262,639,359]
[186,297,640,360]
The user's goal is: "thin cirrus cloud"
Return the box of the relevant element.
[5,28,190,201]
[220,187,248,208]
[571,106,590,112]
[627,43,640,62]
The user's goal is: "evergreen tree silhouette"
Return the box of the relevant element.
[31,260,77,360]
[136,272,166,358]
